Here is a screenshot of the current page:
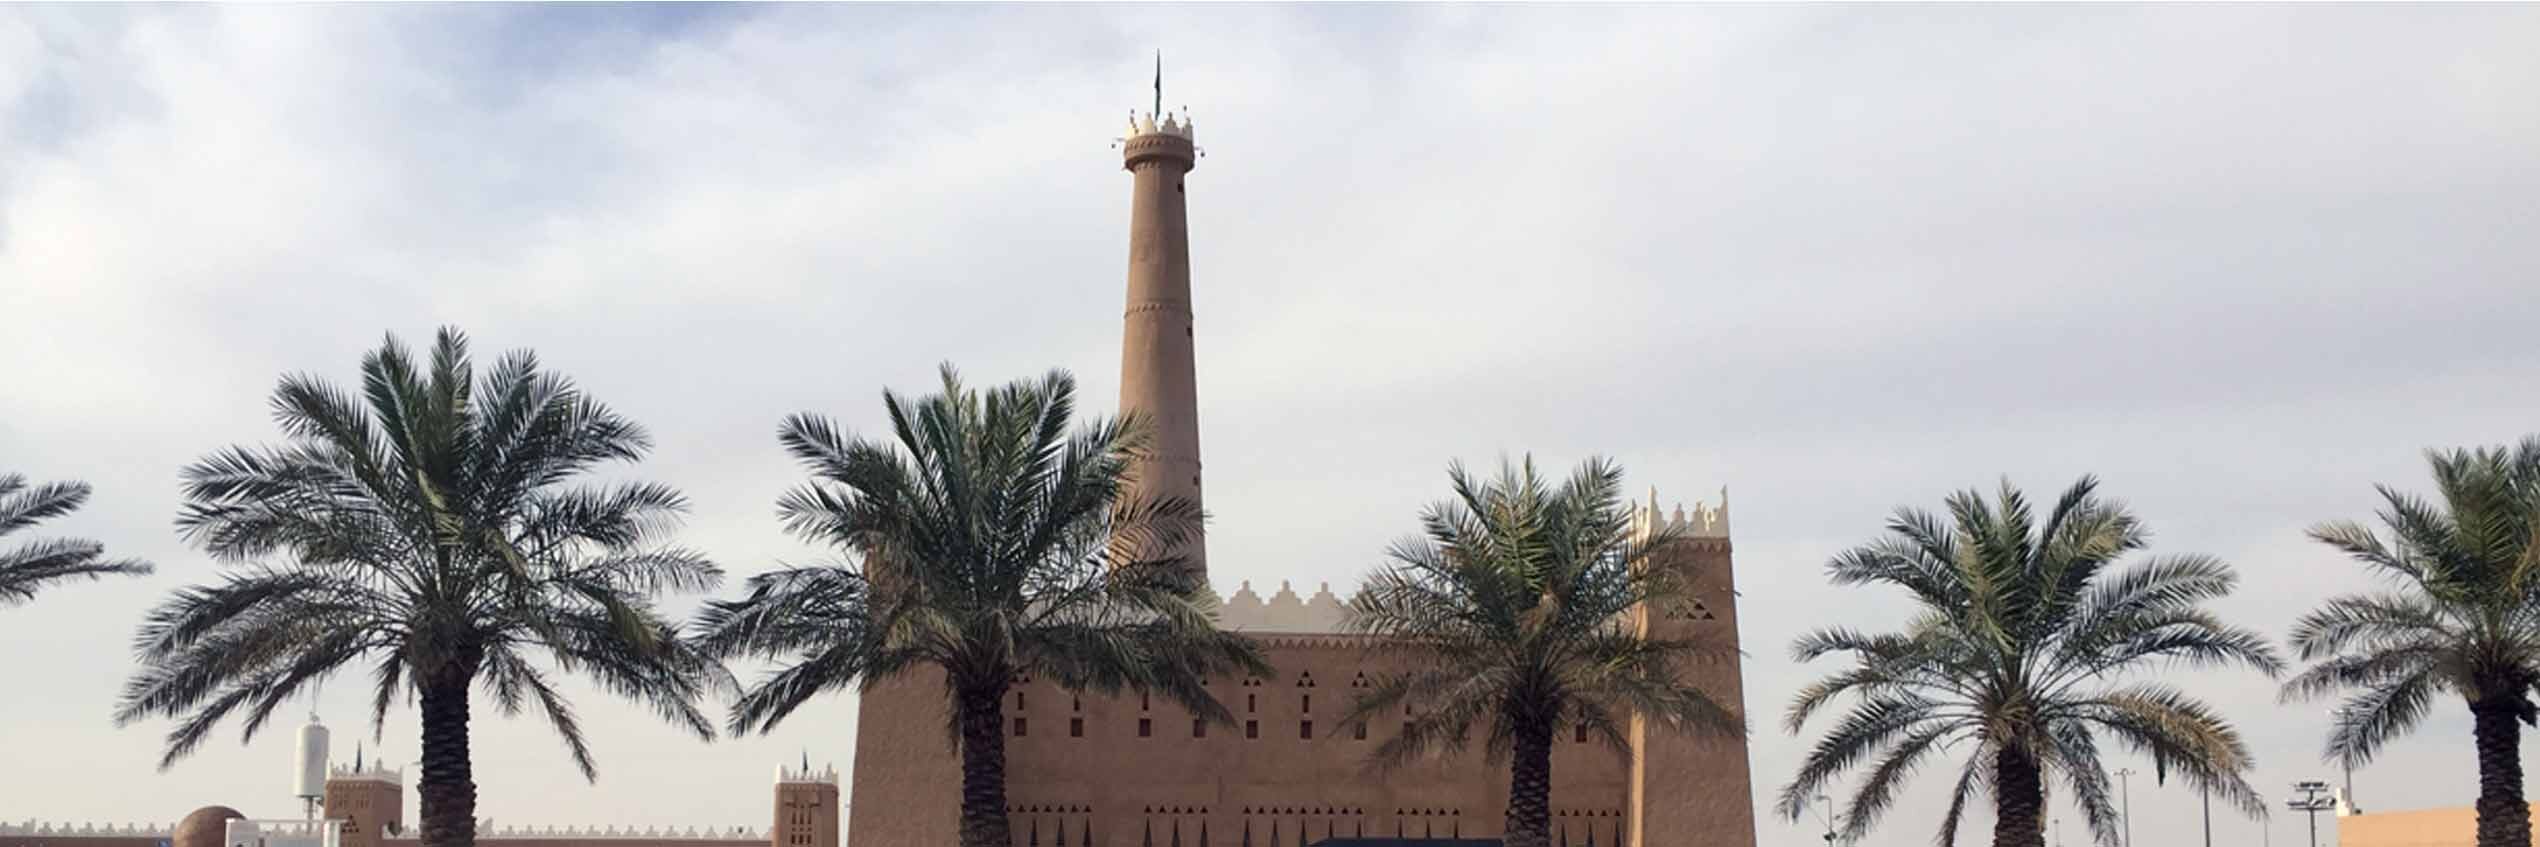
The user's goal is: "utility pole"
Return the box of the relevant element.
[2202,785,2213,847]
[2115,768,2136,847]
[2289,780,2336,847]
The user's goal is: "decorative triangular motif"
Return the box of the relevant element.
[1664,599,1718,621]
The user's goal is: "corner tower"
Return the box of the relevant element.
[1625,489,1758,847]
[772,760,840,847]
[321,760,403,847]
[1117,87,1206,577]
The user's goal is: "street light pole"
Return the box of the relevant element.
[1814,794,1836,846]
[2202,786,2212,847]
[2114,768,2136,847]
[2289,780,2336,847]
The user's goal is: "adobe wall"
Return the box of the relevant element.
[0,834,167,847]
[845,556,1751,846]
[995,635,1638,846]
[844,497,1752,847]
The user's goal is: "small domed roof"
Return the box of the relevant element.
[174,806,244,847]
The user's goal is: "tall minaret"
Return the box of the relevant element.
[1116,64,1206,579]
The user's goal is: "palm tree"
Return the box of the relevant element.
[115,328,724,847]
[692,364,1269,847]
[2,473,154,605]
[1780,476,2279,847]
[2283,437,2540,847]
[1340,457,1741,847]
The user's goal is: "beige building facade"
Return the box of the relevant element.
[841,102,1761,847]
[2338,804,2539,847]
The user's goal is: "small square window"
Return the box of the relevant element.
[1301,721,1314,740]
[1013,717,1027,737]
[1245,720,1259,739]
[1070,717,1084,738]
[1354,722,1368,740]
[1016,692,1025,711]
[1193,719,1207,738]
[1247,694,1256,713]
[1302,694,1311,713]
[1139,718,1153,738]
[1575,725,1589,744]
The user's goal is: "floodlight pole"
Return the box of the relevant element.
[2288,780,2336,847]
[2114,768,2136,847]
[2202,786,2212,847]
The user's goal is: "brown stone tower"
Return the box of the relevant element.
[321,761,403,847]
[1116,80,1207,577]
[1625,490,1759,847]
[770,761,840,847]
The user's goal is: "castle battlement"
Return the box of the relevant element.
[1123,109,1195,142]
[1631,486,1730,541]
[775,763,837,785]
[328,763,402,784]
[2,821,172,837]
[1216,580,1346,633]
[415,825,762,841]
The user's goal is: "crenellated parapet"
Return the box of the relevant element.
[412,825,763,841]
[775,762,838,785]
[1,821,173,837]
[1629,485,1729,543]
[1215,580,1347,633]
[1122,109,1196,142]
[1120,109,1199,172]
[329,762,402,784]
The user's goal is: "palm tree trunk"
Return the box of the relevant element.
[956,683,1013,847]
[1990,745,2046,847]
[417,672,478,847]
[2470,699,2532,847]
[1503,722,1554,847]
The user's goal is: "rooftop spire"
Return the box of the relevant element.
[1153,51,1163,119]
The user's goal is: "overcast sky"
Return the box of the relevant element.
[5,4,2538,846]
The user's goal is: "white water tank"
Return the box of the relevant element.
[293,719,330,800]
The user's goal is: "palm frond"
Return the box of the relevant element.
[0,475,153,605]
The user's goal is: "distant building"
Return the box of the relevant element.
[2338,803,2539,847]
[2,757,834,847]
[838,91,1761,847]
